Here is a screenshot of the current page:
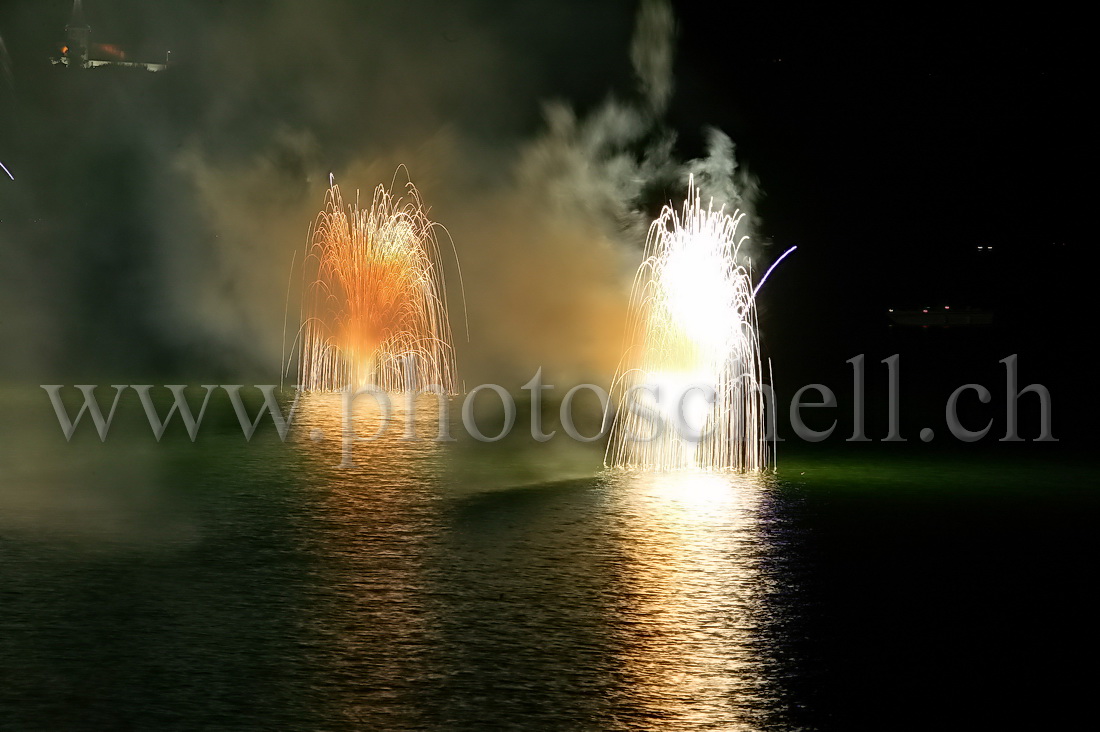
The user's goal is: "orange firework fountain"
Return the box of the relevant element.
[297,179,459,393]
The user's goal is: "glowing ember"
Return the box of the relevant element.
[297,179,459,394]
[606,178,771,472]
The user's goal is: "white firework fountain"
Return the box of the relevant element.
[606,179,778,472]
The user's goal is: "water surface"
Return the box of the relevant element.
[1,391,1091,729]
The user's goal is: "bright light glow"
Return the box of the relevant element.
[297,179,458,393]
[606,179,770,472]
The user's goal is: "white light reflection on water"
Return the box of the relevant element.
[602,470,780,730]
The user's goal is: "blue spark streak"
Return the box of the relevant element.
[752,245,797,298]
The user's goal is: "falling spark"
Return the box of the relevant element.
[605,179,770,472]
[0,160,13,181]
[297,179,459,393]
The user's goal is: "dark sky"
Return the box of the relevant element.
[672,4,1087,276]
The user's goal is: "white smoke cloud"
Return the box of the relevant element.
[515,0,760,251]
[630,0,676,113]
[688,127,762,236]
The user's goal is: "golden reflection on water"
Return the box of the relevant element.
[285,397,782,728]
[287,393,450,726]
[604,470,776,730]
[291,392,450,477]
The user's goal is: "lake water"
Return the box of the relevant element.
[1,391,1091,729]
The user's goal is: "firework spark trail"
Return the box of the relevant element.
[605,179,770,472]
[297,180,458,394]
[752,245,797,298]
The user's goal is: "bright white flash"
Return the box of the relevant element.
[606,178,770,472]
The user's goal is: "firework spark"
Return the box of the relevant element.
[752,245,797,298]
[605,179,771,472]
[297,179,459,394]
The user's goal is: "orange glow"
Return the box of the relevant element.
[298,180,459,393]
[93,43,127,60]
